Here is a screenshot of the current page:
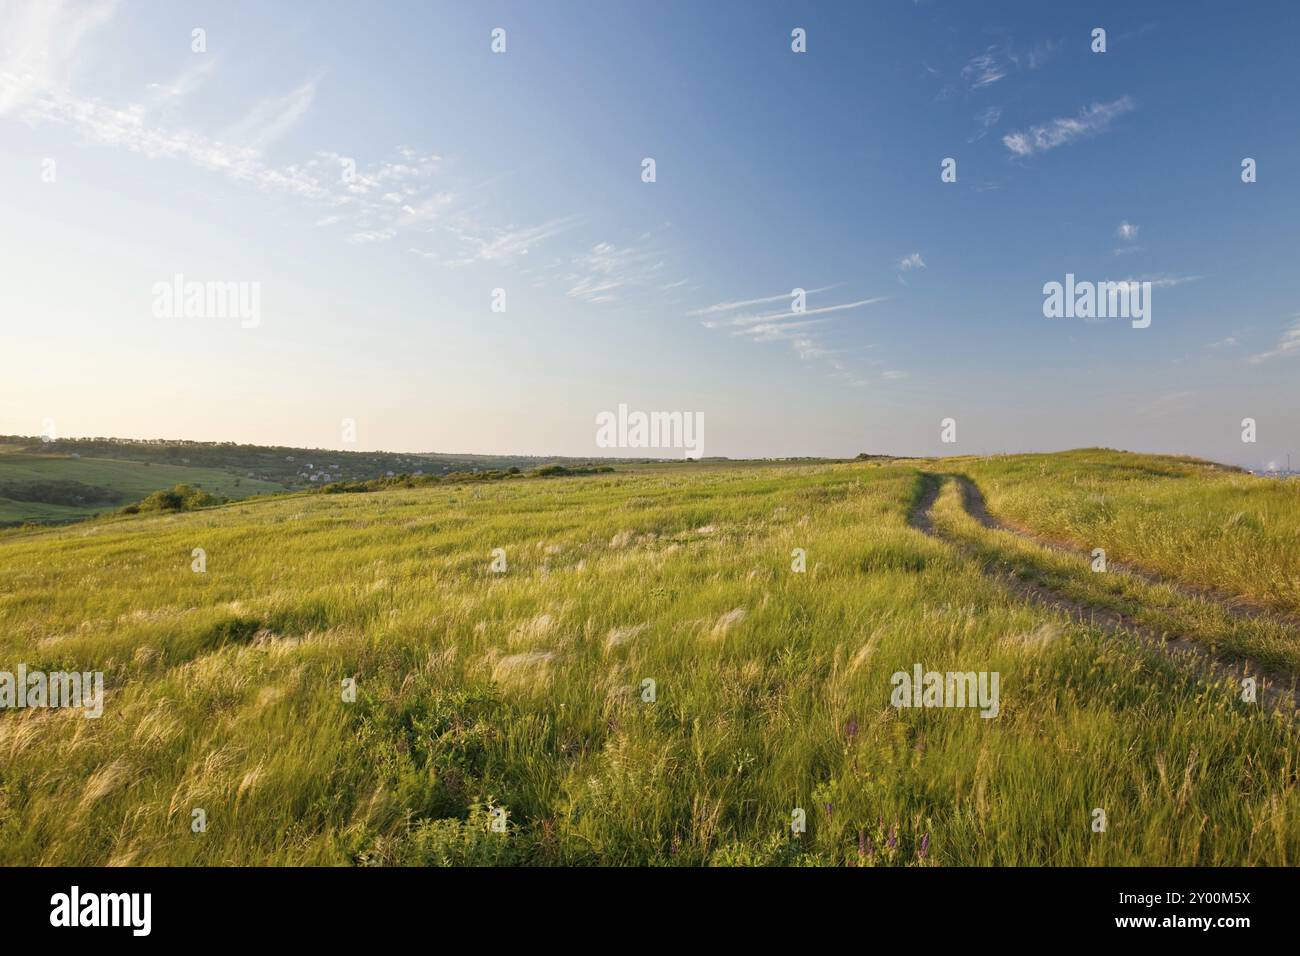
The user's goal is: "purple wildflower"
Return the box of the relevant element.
[918,832,929,859]
[887,824,897,850]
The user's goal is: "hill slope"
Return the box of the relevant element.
[0,452,286,525]
[0,451,1297,865]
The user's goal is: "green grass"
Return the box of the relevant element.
[0,453,285,525]
[0,454,1297,865]
[954,449,1300,615]
[926,472,1300,676]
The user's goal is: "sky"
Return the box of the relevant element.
[1,0,1297,467]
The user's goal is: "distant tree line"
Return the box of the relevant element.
[0,479,122,507]
[318,464,614,494]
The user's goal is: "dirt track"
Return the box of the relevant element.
[911,472,1300,715]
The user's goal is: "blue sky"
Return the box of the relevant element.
[1,0,1296,467]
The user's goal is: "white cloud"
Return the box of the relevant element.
[0,2,335,204]
[0,1,594,275]
[696,288,891,381]
[896,253,926,271]
[145,55,218,108]
[1002,97,1135,157]
[1115,221,1140,242]
[0,0,118,116]
[741,317,827,343]
[1018,39,1056,70]
[962,49,1008,89]
[688,287,835,316]
[701,297,888,330]
[440,216,578,267]
[960,40,1052,93]
[968,105,1004,143]
[223,80,318,151]
[1123,273,1202,289]
[1248,315,1300,364]
[395,191,455,225]
[560,235,672,301]
[347,228,397,244]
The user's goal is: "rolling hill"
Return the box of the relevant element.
[0,450,1297,865]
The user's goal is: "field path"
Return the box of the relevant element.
[953,474,1300,630]
[911,472,1300,714]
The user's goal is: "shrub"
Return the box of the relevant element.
[131,483,225,513]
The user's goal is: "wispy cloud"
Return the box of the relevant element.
[1248,315,1300,364]
[694,289,894,383]
[442,216,579,267]
[1015,39,1057,70]
[2,4,323,194]
[687,287,835,317]
[894,252,926,287]
[1111,220,1143,255]
[0,0,118,116]
[701,297,889,330]
[962,48,1009,89]
[0,0,577,271]
[1124,273,1201,289]
[968,105,1004,142]
[1002,96,1136,157]
[223,79,318,151]
[145,55,219,108]
[960,39,1053,92]
[561,234,673,302]
[348,228,397,244]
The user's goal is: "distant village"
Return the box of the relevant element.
[1249,459,1299,479]
[9,435,554,489]
[269,455,464,485]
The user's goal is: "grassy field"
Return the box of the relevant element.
[0,452,286,526]
[0,452,1298,866]
[955,450,1300,615]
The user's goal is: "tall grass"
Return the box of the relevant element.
[1,457,1297,865]
[957,449,1300,615]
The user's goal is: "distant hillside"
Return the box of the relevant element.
[0,435,631,526]
[0,451,286,526]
